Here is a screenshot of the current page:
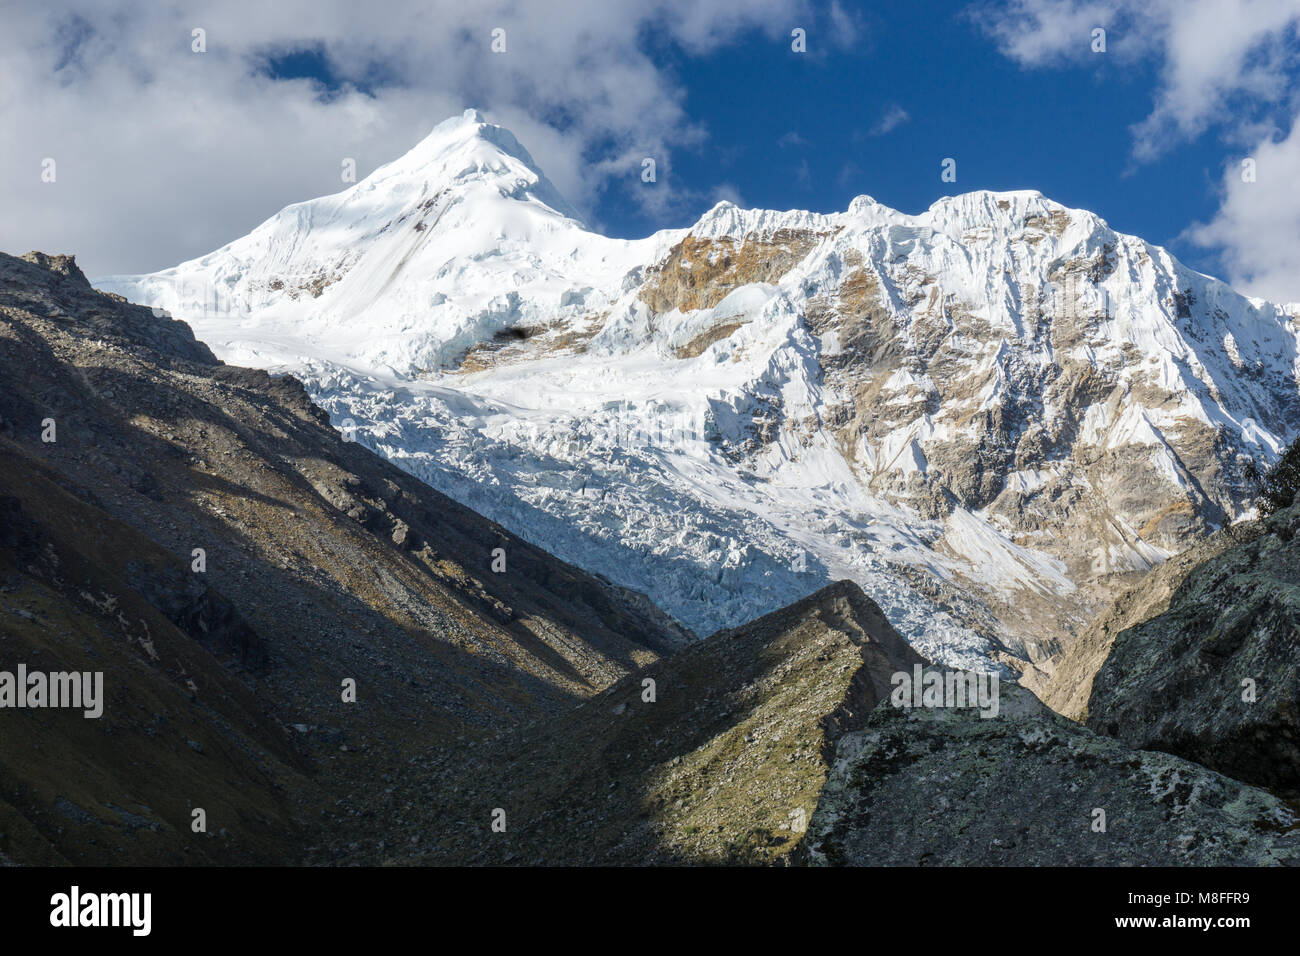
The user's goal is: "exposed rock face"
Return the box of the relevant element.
[19,252,89,285]
[639,230,829,314]
[1033,519,1263,718]
[796,211,1297,662]
[1086,501,1300,796]
[0,250,687,864]
[343,580,925,866]
[804,679,1299,866]
[11,251,218,365]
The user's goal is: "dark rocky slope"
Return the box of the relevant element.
[0,458,309,864]
[0,251,687,864]
[1033,518,1263,720]
[344,579,925,865]
[803,501,1300,865]
[1085,501,1300,796]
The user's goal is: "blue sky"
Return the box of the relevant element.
[618,2,1210,254]
[3,1,1298,300]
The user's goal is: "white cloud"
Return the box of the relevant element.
[0,0,803,274]
[869,104,910,136]
[1129,0,1300,160]
[827,1,863,49]
[1189,120,1300,305]
[973,0,1300,157]
[975,0,1300,300]
[973,0,1114,65]
[709,182,747,207]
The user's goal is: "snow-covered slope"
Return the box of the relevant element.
[103,110,673,375]
[97,110,1300,673]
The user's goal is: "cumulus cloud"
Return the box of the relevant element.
[973,0,1300,301]
[1189,123,1300,305]
[0,0,803,274]
[974,0,1300,157]
[972,0,1120,67]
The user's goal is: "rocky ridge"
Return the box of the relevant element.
[334,579,925,865]
[1085,501,1300,796]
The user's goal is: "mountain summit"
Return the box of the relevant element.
[96,112,1300,675]
[98,109,605,373]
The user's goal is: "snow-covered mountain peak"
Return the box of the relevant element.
[917,189,1095,239]
[377,108,581,222]
[95,111,619,373]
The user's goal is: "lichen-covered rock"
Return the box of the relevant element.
[1086,502,1300,795]
[804,680,1299,866]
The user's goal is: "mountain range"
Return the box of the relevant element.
[2,244,1296,865]
[98,109,1300,678]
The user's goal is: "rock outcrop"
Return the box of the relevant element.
[1033,518,1263,719]
[1085,501,1300,796]
[804,678,1299,866]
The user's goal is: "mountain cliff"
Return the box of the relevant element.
[1084,499,1300,796]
